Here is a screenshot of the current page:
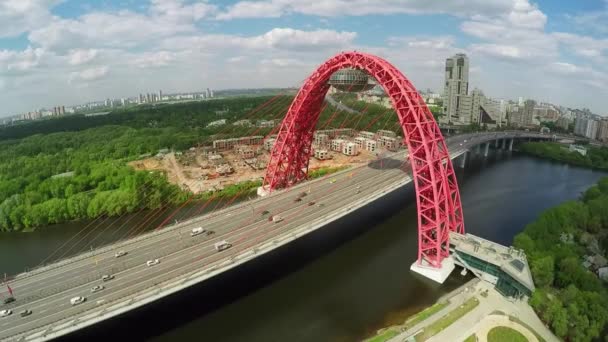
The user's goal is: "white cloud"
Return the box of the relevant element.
[0,0,61,38]
[131,51,178,68]
[69,66,109,82]
[216,0,513,20]
[0,47,46,74]
[68,49,98,66]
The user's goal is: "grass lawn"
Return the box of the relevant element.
[507,316,545,342]
[487,326,528,342]
[404,301,449,329]
[414,297,480,341]
[464,334,477,342]
[364,329,399,342]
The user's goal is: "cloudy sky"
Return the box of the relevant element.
[1,0,607,117]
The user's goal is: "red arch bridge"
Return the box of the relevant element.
[259,51,464,281]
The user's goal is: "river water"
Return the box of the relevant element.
[1,151,605,342]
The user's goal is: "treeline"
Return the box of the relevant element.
[520,142,608,170]
[513,177,608,341]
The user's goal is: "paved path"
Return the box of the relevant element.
[474,315,538,342]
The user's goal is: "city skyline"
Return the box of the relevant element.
[1,0,608,117]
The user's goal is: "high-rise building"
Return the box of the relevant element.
[598,120,608,142]
[442,53,469,124]
[159,90,163,101]
[586,119,598,140]
[521,100,536,127]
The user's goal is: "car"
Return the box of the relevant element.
[70,296,86,306]
[299,192,307,197]
[214,240,232,252]
[261,210,270,216]
[146,259,160,266]
[206,230,215,236]
[308,201,315,206]
[190,227,206,237]
[271,215,284,223]
[356,190,361,194]
[20,309,32,317]
[0,309,12,317]
[114,250,128,258]
[329,179,336,184]
[2,297,15,305]
[101,274,114,282]
[464,139,468,142]
[459,143,463,146]
[294,197,302,202]
[91,285,105,293]
[317,203,325,208]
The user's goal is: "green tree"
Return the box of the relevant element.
[531,256,554,288]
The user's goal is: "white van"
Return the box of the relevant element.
[272,215,283,223]
[214,240,232,252]
[190,227,206,237]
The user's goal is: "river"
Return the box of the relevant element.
[0,151,605,342]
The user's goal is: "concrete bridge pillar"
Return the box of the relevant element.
[459,151,467,168]
[509,139,514,151]
[476,144,481,154]
[501,138,506,150]
[484,142,490,157]
[495,139,499,148]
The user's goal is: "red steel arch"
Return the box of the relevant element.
[262,51,464,268]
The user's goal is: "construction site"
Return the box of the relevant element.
[129,128,405,194]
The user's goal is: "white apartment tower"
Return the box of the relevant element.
[443,53,469,125]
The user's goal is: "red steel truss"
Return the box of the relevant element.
[262,52,464,268]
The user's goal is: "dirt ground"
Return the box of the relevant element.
[129,146,380,194]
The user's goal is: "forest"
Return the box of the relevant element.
[0,95,399,232]
[513,177,608,341]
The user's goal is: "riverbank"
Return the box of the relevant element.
[364,279,557,342]
[519,141,608,170]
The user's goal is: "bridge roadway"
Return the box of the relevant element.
[0,131,552,341]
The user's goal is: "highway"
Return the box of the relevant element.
[0,131,553,341]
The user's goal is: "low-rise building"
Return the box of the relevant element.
[358,131,375,139]
[331,139,346,152]
[314,149,330,160]
[212,136,263,150]
[354,137,367,149]
[378,136,399,151]
[264,138,276,151]
[376,129,396,138]
[364,139,377,152]
[314,133,329,146]
[257,120,275,128]
[569,144,587,156]
[206,119,226,128]
[342,142,358,156]
[233,119,252,127]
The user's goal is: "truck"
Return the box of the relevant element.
[214,240,232,252]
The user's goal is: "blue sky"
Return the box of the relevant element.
[0,0,607,116]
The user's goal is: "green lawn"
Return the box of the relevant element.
[414,297,480,341]
[487,326,528,342]
[404,301,449,328]
[364,329,399,342]
[507,316,545,342]
[464,334,477,342]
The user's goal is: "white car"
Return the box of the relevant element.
[146,259,160,266]
[0,309,12,317]
[101,274,114,282]
[70,296,86,306]
[190,227,206,237]
[214,240,232,252]
[114,251,128,258]
[91,285,105,293]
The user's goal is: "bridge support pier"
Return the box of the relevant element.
[476,144,481,154]
[495,139,499,148]
[410,256,455,284]
[509,139,514,151]
[459,151,467,168]
[484,142,489,157]
[501,138,506,150]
